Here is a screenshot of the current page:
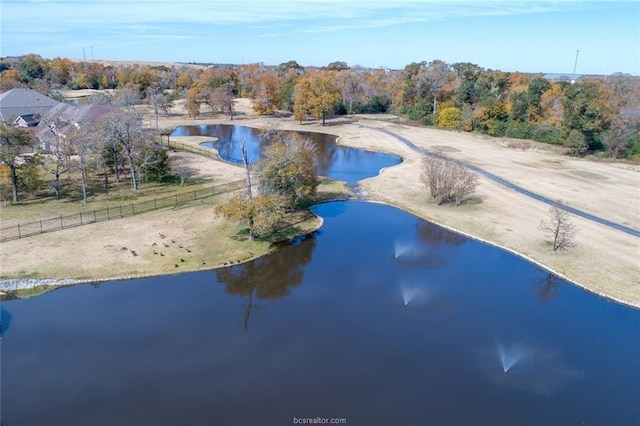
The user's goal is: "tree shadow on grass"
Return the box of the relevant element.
[227,210,319,245]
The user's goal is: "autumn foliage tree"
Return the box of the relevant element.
[215,193,285,240]
[252,71,281,116]
[216,129,320,239]
[256,132,319,208]
[185,87,201,118]
[436,107,462,128]
[294,71,341,125]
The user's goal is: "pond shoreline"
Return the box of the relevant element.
[3,197,637,310]
[2,113,637,308]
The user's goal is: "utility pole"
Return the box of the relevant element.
[82,46,86,68]
[573,50,580,74]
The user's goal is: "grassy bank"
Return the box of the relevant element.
[0,176,351,300]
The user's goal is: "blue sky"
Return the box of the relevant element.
[2,0,638,74]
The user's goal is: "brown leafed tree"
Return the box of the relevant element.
[420,154,478,206]
[185,87,201,119]
[214,193,285,240]
[539,201,578,251]
[293,71,341,125]
[252,71,281,116]
[255,132,319,208]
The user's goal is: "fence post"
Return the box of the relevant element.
[40,220,43,233]
[94,210,97,222]
[60,215,63,229]
[107,206,110,220]
[80,212,83,225]
[120,205,123,218]
[131,203,135,215]
[154,199,157,210]
[175,194,178,206]
[17,223,21,239]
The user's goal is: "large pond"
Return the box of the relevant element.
[171,124,402,185]
[2,201,639,425]
[3,126,639,425]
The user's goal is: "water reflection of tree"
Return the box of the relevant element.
[300,131,339,177]
[0,307,12,339]
[212,125,239,163]
[216,235,317,332]
[534,272,562,303]
[416,220,467,246]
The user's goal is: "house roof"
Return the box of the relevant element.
[0,88,62,122]
[35,102,117,143]
[65,103,117,124]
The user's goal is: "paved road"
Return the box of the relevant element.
[357,124,640,238]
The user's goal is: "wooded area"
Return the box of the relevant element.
[2,54,637,160]
[1,54,639,207]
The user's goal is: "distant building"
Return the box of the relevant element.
[542,73,583,84]
[0,88,62,125]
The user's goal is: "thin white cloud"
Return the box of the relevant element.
[2,0,637,73]
[4,0,631,30]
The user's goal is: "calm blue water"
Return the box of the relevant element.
[3,125,639,424]
[2,201,639,425]
[171,124,402,185]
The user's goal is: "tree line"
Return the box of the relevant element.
[2,54,639,160]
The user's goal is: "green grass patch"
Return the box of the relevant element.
[0,174,216,225]
[0,285,63,301]
[569,170,609,180]
[312,177,353,203]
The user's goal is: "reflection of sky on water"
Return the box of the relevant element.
[3,202,640,425]
[172,124,401,185]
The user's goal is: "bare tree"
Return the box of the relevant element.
[422,60,451,115]
[148,85,161,131]
[171,153,194,186]
[421,154,478,206]
[156,92,173,116]
[67,125,96,204]
[114,88,141,113]
[48,136,72,199]
[211,83,236,120]
[99,109,151,191]
[539,201,578,251]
